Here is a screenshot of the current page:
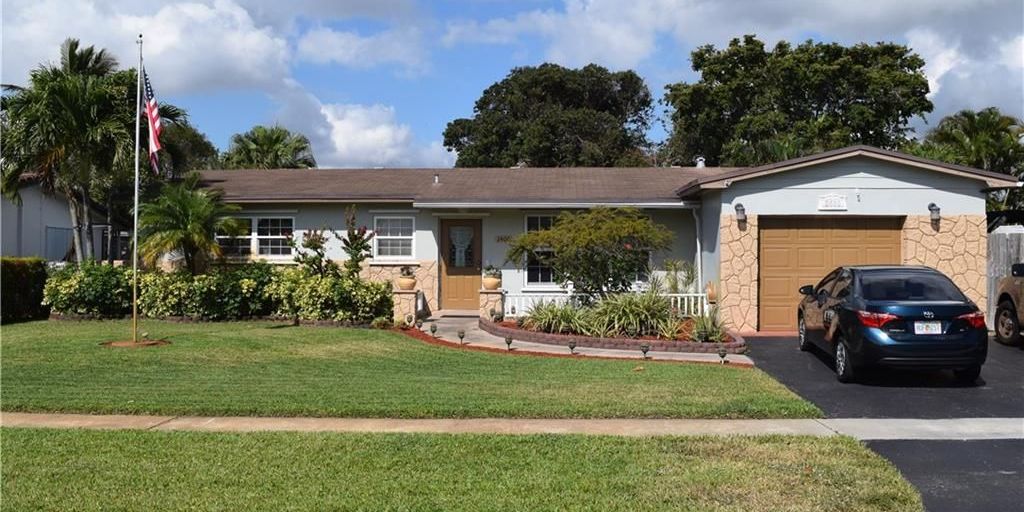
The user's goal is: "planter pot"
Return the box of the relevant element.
[482,276,502,290]
[705,281,718,304]
[397,276,417,290]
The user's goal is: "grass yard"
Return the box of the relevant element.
[0,320,819,418]
[1,428,921,511]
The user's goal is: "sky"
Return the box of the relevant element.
[2,0,1022,168]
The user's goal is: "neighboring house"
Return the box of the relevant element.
[199,145,1019,333]
[1,183,110,261]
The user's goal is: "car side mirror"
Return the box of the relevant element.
[1012,263,1024,277]
[799,284,815,296]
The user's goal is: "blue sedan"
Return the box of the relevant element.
[797,266,987,383]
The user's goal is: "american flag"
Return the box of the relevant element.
[143,67,162,173]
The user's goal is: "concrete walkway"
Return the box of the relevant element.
[425,316,755,366]
[3,412,1021,440]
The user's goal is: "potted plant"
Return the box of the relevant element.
[482,265,502,290]
[397,265,416,290]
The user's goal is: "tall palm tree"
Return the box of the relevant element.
[139,173,244,275]
[2,38,183,262]
[222,125,317,169]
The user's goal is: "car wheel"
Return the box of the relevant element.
[835,340,856,383]
[798,316,811,351]
[995,301,1020,346]
[954,365,982,384]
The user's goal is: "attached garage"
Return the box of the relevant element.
[681,146,1019,333]
[758,217,902,331]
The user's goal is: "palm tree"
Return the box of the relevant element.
[139,173,244,275]
[1,38,183,262]
[222,125,317,169]
[926,107,1023,174]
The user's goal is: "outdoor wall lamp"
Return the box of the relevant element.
[735,203,747,223]
[928,203,941,222]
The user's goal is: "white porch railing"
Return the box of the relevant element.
[503,292,708,318]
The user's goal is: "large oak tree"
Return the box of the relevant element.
[443,63,653,167]
[663,35,933,166]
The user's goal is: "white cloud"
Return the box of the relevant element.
[297,26,427,73]
[2,0,449,167]
[1,0,290,94]
[272,82,453,168]
[905,29,966,98]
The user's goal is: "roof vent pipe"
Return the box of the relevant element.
[433,173,439,184]
[696,156,706,168]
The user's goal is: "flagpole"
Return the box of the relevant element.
[132,34,143,344]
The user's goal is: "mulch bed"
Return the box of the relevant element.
[394,327,752,367]
[100,339,171,348]
[479,319,747,354]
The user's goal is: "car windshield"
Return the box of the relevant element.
[859,271,967,302]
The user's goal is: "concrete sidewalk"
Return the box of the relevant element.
[3,412,1021,440]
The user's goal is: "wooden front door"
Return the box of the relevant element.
[440,219,482,310]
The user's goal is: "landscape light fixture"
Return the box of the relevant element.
[457,329,466,344]
[568,340,577,355]
[718,343,728,364]
[640,343,650,359]
[429,323,437,337]
[505,336,513,351]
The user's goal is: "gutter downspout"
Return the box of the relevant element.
[691,208,705,312]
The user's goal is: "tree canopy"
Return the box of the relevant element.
[1,38,184,262]
[663,35,933,166]
[221,125,316,169]
[905,107,1024,209]
[443,63,653,167]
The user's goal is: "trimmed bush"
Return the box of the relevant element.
[267,267,392,324]
[44,262,132,317]
[1,257,49,323]
[138,263,278,320]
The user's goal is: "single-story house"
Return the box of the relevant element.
[1,183,112,261]
[199,145,1019,333]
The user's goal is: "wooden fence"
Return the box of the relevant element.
[987,225,1024,325]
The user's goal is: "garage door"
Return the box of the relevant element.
[759,217,902,331]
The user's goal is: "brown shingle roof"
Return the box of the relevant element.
[200,167,736,204]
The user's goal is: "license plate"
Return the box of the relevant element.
[914,321,942,335]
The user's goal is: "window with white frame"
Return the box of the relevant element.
[216,218,253,257]
[525,215,555,285]
[374,216,414,258]
[257,218,293,256]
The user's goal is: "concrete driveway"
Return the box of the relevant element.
[748,337,1023,512]
[747,337,1024,418]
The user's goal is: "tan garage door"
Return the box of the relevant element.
[759,217,902,331]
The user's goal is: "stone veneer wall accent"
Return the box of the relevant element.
[361,261,439,311]
[901,215,987,309]
[479,290,504,319]
[718,214,760,333]
[392,290,417,322]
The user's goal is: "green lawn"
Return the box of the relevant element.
[1,428,920,511]
[0,320,818,418]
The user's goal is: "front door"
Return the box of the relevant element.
[440,219,482,310]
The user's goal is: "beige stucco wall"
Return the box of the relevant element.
[901,215,987,309]
[718,214,760,332]
[717,214,988,333]
[361,261,439,312]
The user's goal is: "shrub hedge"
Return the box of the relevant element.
[44,262,132,317]
[1,257,49,323]
[45,262,392,324]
